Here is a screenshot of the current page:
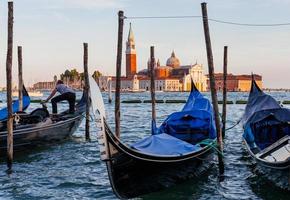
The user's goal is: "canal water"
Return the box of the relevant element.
[0,91,289,199]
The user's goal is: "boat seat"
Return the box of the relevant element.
[252,118,290,150]
[30,108,49,121]
[14,108,49,126]
[256,135,290,162]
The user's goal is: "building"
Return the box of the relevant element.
[141,50,207,91]
[126,23,137,78]
[206,73,262,92]
[33,81,55,90]
[98,75,139,92]
[97,24,207,92]
[139,77,181,91]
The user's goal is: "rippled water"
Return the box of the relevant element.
[0,91,289,199]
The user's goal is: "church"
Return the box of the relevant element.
[98,23,208,92]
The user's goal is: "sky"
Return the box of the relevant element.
[0,0,290,88]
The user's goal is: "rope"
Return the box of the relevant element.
[226,121,240,131]
[124,15,290,27]
[218,111,242,131]
[82,113,94,122]
[198,139,224,157]
[125,15,201,19]
[225,118,242,131]
[209,18,290,27]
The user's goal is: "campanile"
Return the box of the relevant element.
[126,23,137,78]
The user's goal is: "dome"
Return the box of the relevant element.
[166,51,180,68]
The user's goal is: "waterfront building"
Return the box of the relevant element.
[98,75,139,92]
[140,51,207,91]
[98,76,111,91]
[206,73,262,92]
[97,24,208,92]
[139,77,181,91]
[33,81,55,90]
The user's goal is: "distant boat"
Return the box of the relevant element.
[0,86,30,121]
[12,90,43,97]
[242,78,290,189]
[0,88,87,155]
[93,80,217,198]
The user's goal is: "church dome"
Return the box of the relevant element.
[166,51,180,68]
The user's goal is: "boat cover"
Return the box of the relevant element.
[157,81,216,143]
[131,133,201,156]
[0,86,30,121]
[241,80,281,126]
[242,79,290,150]
[132,81,215,156]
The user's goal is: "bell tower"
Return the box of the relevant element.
[126,23,137,78]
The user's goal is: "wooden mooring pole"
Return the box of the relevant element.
[201,2,225,176]
[83,43,90,141]
[115,10,124,138]
[6,1,14,171]
[150,46,156,122]
[222,46,228,138]
[18,46,23,111]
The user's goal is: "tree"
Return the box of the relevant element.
[70,68,79,82]
[92,70,102,81]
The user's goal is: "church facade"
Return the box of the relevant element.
[97,24,263,92]
[104,23,208,92]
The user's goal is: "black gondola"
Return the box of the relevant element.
[242,77,290,188]
[0,85,31,121]
[93,81,217,198]
[0,90,87,155]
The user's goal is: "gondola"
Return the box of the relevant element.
[93,80,217,199]
[0,88,87,155]
[0,86,30,121]
[242,78,290,188]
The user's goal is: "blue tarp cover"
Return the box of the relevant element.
[131,133,201,156]
[241,80,280,126]
[132,81,216,156]
[243,112,290,150]
[0,95,30,121]
[157,84,216,142]
[242,80,290,150]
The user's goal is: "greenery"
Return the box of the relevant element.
[60,68,102,82]
[92,70,102,80]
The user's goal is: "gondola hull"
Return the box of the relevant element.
[106,149,214,199]
[244,139,289,190]
[103,122,216,199]
[0,114,84,155]
[92,77,218,198]
[241,79,290,189]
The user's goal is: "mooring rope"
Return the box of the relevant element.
[82,113,94,122]
[124,15,290,27]
[198,139,224,157]
[225,118,242,131]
